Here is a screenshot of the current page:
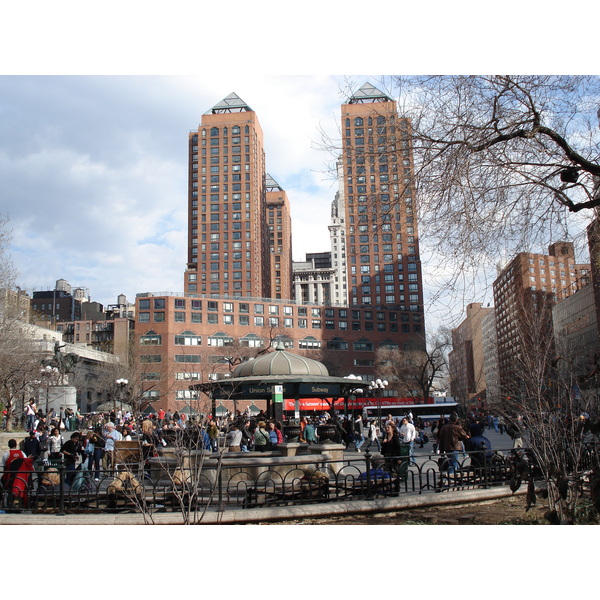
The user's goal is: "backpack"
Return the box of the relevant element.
[70,465,91,492]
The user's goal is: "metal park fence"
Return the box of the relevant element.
[1,443,562,517]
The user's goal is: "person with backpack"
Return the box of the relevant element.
[253,421,270,452]
[239,419,253,452]
[364,419,381,452]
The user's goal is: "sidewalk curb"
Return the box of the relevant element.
[0,487,524,525]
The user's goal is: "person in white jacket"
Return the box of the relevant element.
[364,419,381,452]
[399,416,417,465]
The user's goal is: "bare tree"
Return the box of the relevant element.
[377,329,451,402]
[318,76,600,311]
[392,75,600,245]
[501,290,600,523]
[0,216,41,430]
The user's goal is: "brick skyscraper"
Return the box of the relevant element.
[184,93,270,298]
[340,83,424,340]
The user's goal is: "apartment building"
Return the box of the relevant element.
[493,241,591,400]
[136,86,427,412]
[340,82,424,333]
[449,302,493,406]
[183,93,271,299]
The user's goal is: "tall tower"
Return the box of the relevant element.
[265,174,293,300]
[329,158,348,307]
[184,93,269,298]
[340,83,425,336]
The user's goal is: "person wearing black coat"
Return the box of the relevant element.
[381,422,402,475]
[23,431,42,460]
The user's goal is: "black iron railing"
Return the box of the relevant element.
[1,444,593,516]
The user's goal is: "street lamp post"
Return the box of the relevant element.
[115,378,128,418]
[41,365,59,414]
[345,374,364,419]
[369,378,389,431]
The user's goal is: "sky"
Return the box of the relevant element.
[0,74,510,329]
[0,74,352,306]
[1,2,598,333]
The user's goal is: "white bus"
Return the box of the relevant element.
[362,402,463,423]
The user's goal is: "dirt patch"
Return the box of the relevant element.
[267,495,550,525]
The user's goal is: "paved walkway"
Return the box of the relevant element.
[0,485,523,525]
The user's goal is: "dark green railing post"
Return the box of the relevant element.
[364,451,373,500]
[57,461,66,516]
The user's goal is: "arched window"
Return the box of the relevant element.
[354,117,363,126]
[208,332,234,347]
[299,335,321,349]
[174,330,201,346]
[210,127,219,137]
[140,330,162,345]
[240,333,264,348]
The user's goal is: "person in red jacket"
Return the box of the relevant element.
[2,439,33,509]
[1,439,26,483]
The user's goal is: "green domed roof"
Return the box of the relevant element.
[232,345,329,378]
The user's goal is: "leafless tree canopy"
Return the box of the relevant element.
[0,215,39,428]
[391,75,600,258]
[377,328,451,400]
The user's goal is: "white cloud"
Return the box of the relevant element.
[3,74,590,333]
[0,75,363,306]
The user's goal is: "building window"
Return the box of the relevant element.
[140,331,161,345]
[175,372,200,380]
[354,359,374,367]
[141,372,160,381]
[140,355,162,363]
[175,355,201,363]
[175,331,201,346]
[353,339,374,351]
[299,336,321,349]
[154,312,165,323]
[327,337,348,350]
[240,333,264,348]
[175,390,200,400]
[208,333,234,347]
[174,312,186,322]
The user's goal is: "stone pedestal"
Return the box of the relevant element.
[277,442,309,457]
[308,443,346,474]
[47,385,77,414]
